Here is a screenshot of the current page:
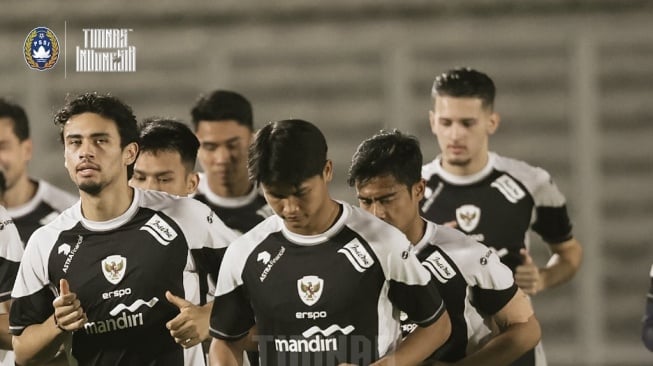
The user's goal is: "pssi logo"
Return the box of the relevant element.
[24,27,59,71]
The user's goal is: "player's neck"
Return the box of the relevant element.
[3,175,37,208]
[442,151,490,177]
[405,216,426,246]
[80,183,134,222]
[208,178,253,198]
[290,199,340,236]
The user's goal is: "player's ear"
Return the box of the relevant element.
[322,160,333,183]
[413,179,426,201]
[123,142,138,166]
[488,111,500,135]
[186,172,199,195]
[428,110,437,135]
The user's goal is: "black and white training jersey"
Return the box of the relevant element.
[210,202,446,366]
[0,205,23,303]
[10,188,238,366]
[421,152,573,271]
[402,220,517,362]
[0,205,23,366]
[193,174,274,235]
[7,179,77,246]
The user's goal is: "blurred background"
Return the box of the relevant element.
[1,1,652,364]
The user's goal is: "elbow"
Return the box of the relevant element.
[525,315,542,350]
[12,338,41,366]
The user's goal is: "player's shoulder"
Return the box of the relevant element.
[37,180,78,211]
[24,203,80,255]
[0,206,23,260]
[226,215,283,259]
[492,153,553,189]
[139,188,209,214]
[346,203,410,254]
[425,222,490,269]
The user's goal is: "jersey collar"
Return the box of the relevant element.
[280,201,348,246]
[412,219,437,254]
[434,152,497,185]
[75,188,141,231]
[195,172,260,208]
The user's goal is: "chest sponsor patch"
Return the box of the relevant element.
[140,214,177,245]
[422,251,457,283]
[337,239,374,273]
[455,204,481,232]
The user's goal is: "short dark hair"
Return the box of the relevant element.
[54,93,139,178]
[431,67,496,110]
[138,117,199,172]
[190,90,253,131]
[249,119,327,187]
[348,130,422,189]
[0,98,30,141]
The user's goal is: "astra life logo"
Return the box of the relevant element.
[259,247,286,282]
[61,235,83,274]
[140,214,177,245]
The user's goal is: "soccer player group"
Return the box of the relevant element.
[0,68,586,366]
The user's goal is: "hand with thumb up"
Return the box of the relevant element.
[165,291,211,348]
[514,249,543,296]
[52,279,87,332]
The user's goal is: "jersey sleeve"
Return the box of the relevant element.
[466,243,518,315]
[0,209,23,302]
[527,168,574,244]
[192,209,239,303]
[386,242,445,327]
[9,228,56,336]
[209,235,256,340]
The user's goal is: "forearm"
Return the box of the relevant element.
[13,315,67,365]
[374,311,451,366]
[540,239,582,290]
[199,302,213,341]
[451,315,540,366]
[209,338,244,366]
[0,314,11,350]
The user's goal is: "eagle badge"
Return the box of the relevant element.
[297,275,324,306]
[102,255,127,285]
[455,204,481,233]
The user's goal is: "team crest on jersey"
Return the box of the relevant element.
[491,174,526,203]
[24,27,59,71]
[140,214,177,246]
[102,255,127,285]
[297,275,324,306]
[337,239,374,273]
[455,204,481,232]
